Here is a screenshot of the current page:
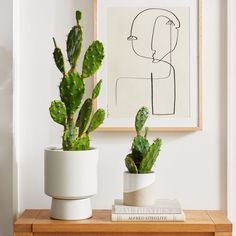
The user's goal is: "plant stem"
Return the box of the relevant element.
[67,115,74,123]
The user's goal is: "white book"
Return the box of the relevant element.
[112,211,185,222]
[113,199,182,214]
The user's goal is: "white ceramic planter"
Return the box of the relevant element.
[123,171,156,206]
[44,147,99,220]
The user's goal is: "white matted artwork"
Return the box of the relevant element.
[94,0,202,131]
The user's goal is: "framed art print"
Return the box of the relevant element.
[94,0,202,131]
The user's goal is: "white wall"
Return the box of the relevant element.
[227,0,236,230]
[17,0,227,215]
[0,0,13,235]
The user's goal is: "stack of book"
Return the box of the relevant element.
[112,199,185,222]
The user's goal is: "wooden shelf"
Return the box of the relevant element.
[14,210,232,236]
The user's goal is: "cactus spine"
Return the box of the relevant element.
[125,107,162,173]
[49,10,105,151]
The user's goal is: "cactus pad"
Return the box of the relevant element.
[49,100,67,126]
[135,106,149,135]
[92,80,102,99]
[125,154,138,173]
[71,134,90,150]
[87,108,105,133]
[131,135,149,162]
[76,98,92,136]
[59,72,85,116]
[67,25,82,68]
[139,138,162,173]
[144,127,149,138]
[82,41,104,79]
[76,10,82,23]
[62,123,78,150]
[53,38,66,75]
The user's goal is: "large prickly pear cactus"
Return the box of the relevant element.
[125,107,162,173]
[49,10,105,151]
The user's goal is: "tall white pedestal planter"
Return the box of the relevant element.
[123,172,156,206]
[44,148,99,220]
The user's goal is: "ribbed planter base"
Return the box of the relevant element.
[51,198,92,220]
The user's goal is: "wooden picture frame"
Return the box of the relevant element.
[94,0,202,131]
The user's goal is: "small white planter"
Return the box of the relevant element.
[44,147,99,220]
[123,171,156,206]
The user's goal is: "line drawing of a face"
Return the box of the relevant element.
[127,8,180,64]
[114,8,181,116]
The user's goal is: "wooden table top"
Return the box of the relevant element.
[14,210,232,234]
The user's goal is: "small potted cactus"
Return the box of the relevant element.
[124,107,162,206]
[44,10,105,220]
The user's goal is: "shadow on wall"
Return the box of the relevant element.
[0,46,14,236]
[218,0,227,212]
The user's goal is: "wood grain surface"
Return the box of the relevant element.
[14,209,232,235]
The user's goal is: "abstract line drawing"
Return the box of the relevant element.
[115,8,181,115]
